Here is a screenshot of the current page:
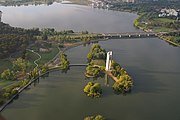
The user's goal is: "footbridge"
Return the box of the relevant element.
[69,64,87,67]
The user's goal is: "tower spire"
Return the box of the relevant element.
[105,51,113,71]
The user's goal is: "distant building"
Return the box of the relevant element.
[122,0,135,3]
[39,48,50,52]
[159,8,178,17]
[0,11,2,22]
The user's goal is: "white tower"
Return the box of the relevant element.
[105,51,113,71]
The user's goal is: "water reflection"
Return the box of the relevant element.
[0,3,139,33]
[104,74,109,86]
[0,0,57,7]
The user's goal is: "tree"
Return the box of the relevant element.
[42,34,48,40]
[113,75,133,94]
[59,52,70,70]
[1,69,16,81]
[87,44,106,62]
[83,82,102,98]
[29,68,39,79]
[41,64,49,74]
[12,58,28,72]
[84,115,105,120]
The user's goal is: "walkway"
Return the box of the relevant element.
[26,49,41,68]
[69,64,87,67]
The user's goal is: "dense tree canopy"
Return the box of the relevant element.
[113,75,133,94]
[111,60,133,94]
[1,69,16,81]
[0,22,38,58]
[87,44,106,62]
[59,52,70,70]
[12,58,29,72]
[84,82,102,98]
[28,68,39,79]
[84,115,106,120]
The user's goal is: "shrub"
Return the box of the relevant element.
[84,115,106,120]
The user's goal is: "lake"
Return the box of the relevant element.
[0,2,140,33]
[1,2,180,120]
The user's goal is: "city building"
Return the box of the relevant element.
[123,0,135,3]
[159,8,178,17]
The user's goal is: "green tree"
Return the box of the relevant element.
[83,82,102,98]
[87,44,106,62]
[12,58,28,72]
[84,115,105,120]
[41,64,49,74]
[113,75,133,94]
[29,68,39,79]
[1,69,16,81]
[59,52,70,70]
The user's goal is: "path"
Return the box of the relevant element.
[26,49,41,68]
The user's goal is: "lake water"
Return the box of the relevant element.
[0,2,140,33]
[1,3,180,120]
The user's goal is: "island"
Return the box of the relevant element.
[83,82,102,98]
[85,44,133,96]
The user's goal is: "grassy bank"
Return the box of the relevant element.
[133,12,180,46]
[0,80,15,89]
[68,0,91,5]
[37,46,59,65]
[0,60,12,73]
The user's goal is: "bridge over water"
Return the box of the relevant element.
[98,32,167,39]
[69,64,87,67]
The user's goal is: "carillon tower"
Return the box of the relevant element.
[105,51,113,71]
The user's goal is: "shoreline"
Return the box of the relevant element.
[0,38,108,112]
[158,36,180,47]
[0,2,178,113]
[133,14,180,47]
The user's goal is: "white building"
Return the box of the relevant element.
[159,8,178,17]
[122,0,135,3]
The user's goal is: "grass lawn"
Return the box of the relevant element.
[28,44,59,66]
[37,45,59,65]
[153,18,175,23]
[90,60,105,67]
[0,80,15,89]
[68,0,90,5]
[26,50,39,69]
[0,59,12,73]
[153,27,174,32]
[168,36,180,44]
